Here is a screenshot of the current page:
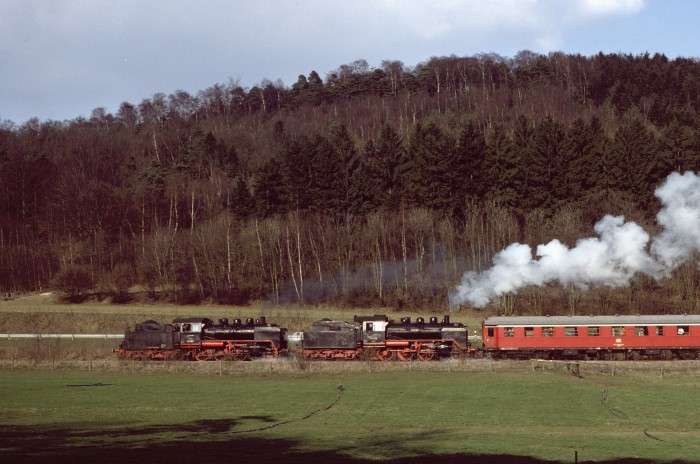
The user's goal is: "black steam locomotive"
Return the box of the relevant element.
[114,316,287,360]
[292,314,470,360]
[115,314,470,361]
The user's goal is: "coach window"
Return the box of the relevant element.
[525,327,534,337]
[504,327,515,337]
[656,326,664,336]
[564,327,578,336]
[588,326,600,336]
[635,326,648,336]
[612,326,625,336]
[542,327,553,337]
[678,326,689,335]
[487,327,494,337]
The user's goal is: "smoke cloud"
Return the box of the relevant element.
[450,171,700,308]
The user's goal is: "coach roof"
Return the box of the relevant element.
[483,315,700,327]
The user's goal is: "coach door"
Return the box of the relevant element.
[483,325,496,348]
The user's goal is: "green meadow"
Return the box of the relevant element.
[1,367,699,464]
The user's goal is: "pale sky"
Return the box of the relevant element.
[1,0,698,124]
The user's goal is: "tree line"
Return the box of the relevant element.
[2,50,700,314]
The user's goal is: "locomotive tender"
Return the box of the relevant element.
[482,314,700,360]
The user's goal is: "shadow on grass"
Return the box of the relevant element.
[0,419,694,464]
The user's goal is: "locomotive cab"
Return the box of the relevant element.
[354,315,390,343]
[173,317,211,346]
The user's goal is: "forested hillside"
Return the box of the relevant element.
[2,51,700,314]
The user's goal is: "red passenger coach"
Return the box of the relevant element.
[482,315,700,360]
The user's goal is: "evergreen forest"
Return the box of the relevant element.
[2,51,700,315]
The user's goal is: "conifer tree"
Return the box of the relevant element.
[564,118,603,202]
[330,125,368,214]
[610,118,659,204]
[484,124,521,208]
[230,177,253,219]
[365,123,407,210]
[254,158,289,216]
[282,136,315,210]
[454,120,487,201]
[659,119,695,174]
[524,116,567,210]
[405,122,455,210]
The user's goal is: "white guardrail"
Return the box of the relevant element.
[0,334,123,340]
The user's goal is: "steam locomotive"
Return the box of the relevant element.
[290,315,470,360]
[114,316,287,360]
[114,314,471,361]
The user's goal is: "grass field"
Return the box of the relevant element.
[1,366,699,464]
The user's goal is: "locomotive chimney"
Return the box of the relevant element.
[442,315,450,324]
[259,316,266,324]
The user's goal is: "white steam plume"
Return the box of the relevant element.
[450,171,700,308]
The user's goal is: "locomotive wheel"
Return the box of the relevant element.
[232,352,252,361]
[148,351,164,360]
[377,350,395,361]
[417,350,435,361]
[396,350,415,361]
[194,349,215,361]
